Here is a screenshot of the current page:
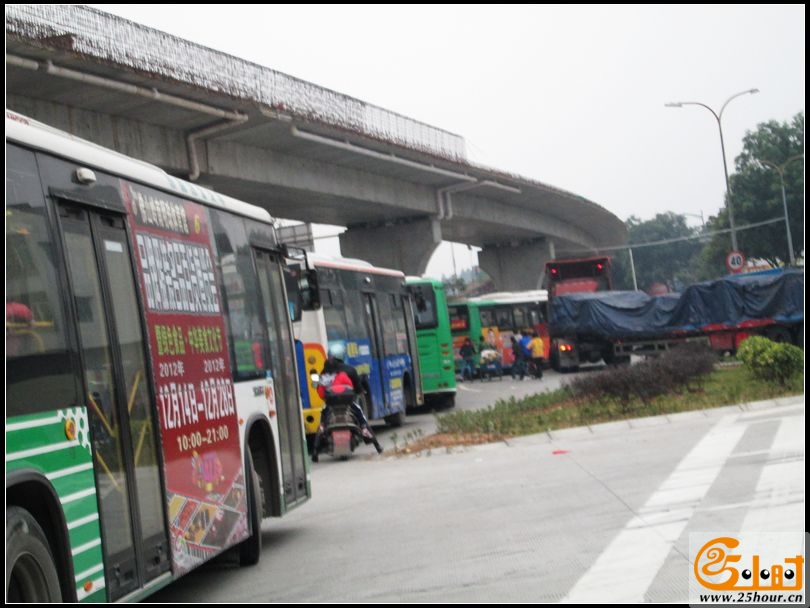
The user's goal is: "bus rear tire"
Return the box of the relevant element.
[385,409,406,427]
[6,506,62,602]
[239,452,263,566]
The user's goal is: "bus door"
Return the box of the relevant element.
[57,202,168,600]
[362,293,386,414]
[447,304,471,372]
[401,294,423,406]
[254,250,308,506]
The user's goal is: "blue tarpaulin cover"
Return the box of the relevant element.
[549,268,804,339]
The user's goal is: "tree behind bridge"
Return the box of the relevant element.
[697,112,804,274]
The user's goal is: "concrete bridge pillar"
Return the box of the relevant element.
[478,238,555,291]
[339,217,442,276]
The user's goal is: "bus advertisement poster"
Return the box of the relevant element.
[122,182,248,573]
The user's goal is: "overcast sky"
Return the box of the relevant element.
[91,4,805,278]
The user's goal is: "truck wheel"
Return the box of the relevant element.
[239,452,263,566]
[550,350,562,372]
[764,326,792,344]
[6,506,62,602]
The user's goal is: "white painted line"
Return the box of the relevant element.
[456,384,481,393]
[563,414,746,603]
[735,415,805,571]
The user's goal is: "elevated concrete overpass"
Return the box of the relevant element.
[5,5,627,289]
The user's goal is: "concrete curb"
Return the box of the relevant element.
[384,394,804,459]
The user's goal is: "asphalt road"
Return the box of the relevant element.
[148,377,805,603]
[372,365,605,448]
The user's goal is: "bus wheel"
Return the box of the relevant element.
[404,379,419,414]
[239,452,263,566]
[6,506,62,602]
[385,409,406,427]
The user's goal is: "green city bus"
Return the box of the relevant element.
[447,290,550,376]
[406,277,457,407]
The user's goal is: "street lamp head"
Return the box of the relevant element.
[757,154,804,173]
[748,88,760,95]
[664,102,683,108]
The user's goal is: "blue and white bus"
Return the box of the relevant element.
[289,254,422,442]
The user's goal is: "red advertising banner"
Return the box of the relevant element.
[122,183,247,574]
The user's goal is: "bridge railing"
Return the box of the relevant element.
[6,4,467,162]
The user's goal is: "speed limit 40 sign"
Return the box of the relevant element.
[725,251,746,273]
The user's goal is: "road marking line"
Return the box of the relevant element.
[563,414,746,603]
[456,384,481,393]
[735,415,805,565]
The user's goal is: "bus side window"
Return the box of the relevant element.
[211,210,266,380]
[6,146,79,417]
[282,264,303,322]
[513,306,527,330]
[322,289,348,342]
[496,306,512,330]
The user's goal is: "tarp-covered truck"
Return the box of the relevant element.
[545,257,804,371]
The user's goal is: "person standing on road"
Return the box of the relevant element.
[459,337,476,381]
[527,331,545,379]
[510,334,526,380]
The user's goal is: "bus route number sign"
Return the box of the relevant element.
[725,251,746,273]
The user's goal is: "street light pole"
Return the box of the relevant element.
[757,155,803,266]
[665,88,759,252]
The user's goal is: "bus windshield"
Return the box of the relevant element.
[410,284,438,329]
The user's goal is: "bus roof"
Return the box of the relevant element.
[452,289,548,305]
[6,110,273,224]
[405,276,443,285]
[307,252,405,278]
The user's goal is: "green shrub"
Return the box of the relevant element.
[738,335,804,387]
[737,335,772,365]
[567,342,716,406]
[655,341,717,390]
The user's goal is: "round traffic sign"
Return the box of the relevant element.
[725,251,746,273]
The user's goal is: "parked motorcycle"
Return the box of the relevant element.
[310,373,381,461]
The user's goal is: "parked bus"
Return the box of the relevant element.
[6,111,310,603]
[447,290,550,374]
[405,277,457,407]
[289,254,423,443]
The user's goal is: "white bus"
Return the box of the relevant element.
[6,111,309,602]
